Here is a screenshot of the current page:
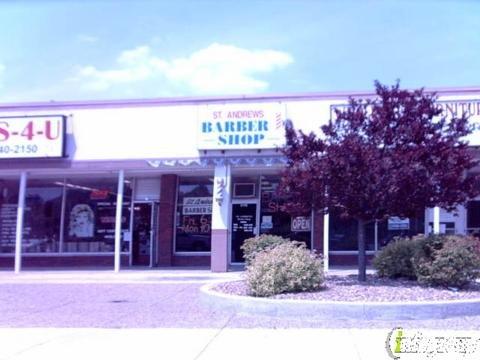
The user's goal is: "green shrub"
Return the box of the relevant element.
[245,241,324,297]
[413,235,480,288]
[411,234,445,260]
[373,233,480,288]
[373,236,424,279]
[241,234,289,265]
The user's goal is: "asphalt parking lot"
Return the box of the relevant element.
[1,269,480,329]
[1,270,480,359]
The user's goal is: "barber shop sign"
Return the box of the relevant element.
[197,104,286,150]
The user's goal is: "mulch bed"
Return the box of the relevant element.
[213,275,480,302]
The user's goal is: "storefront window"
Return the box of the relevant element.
[0,179,19,254]
[23,179,63,253]
[175,178,213,252]
[377,215,424,248]
[329,212,424,251]
[467,201,480,232]
[329,214,375,251]
[260,176,311,247]
[63,178,132,253]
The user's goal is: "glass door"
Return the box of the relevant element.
[231,203,257,263]
[132,202,153,266]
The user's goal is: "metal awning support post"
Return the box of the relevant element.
[14,172,27,274]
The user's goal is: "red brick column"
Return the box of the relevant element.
[312,210,324,255]
[157,174,177,266]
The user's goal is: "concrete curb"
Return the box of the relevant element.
[200,282,480,320]
[0,270,243,284]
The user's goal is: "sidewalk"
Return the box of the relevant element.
[0,268,243,284]
[0,267,373,283]
[0,328,387,360]
[1,328,479,360]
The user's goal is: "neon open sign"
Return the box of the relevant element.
[0,115,66,159]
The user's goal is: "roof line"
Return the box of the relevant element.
[0,86,479,111]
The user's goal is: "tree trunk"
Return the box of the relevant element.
[357,218,366,282]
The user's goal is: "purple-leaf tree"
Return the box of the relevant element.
[279,81,479,281]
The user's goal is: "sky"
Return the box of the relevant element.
[0,0,479,102]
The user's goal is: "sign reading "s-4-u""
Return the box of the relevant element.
[0,115,65,159]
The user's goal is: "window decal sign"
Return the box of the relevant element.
[183,197,212,215]
[0,115,66,159]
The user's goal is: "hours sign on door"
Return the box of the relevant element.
[0,116,65,159]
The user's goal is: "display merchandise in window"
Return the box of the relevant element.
[63,178,132,252]
[0,180,19,254]
[23,179,63,253]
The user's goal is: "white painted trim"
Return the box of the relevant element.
[231,198,260,205]
[433,206,440,234]
[329,250,376,255]
[323,212,329,273]
[174,252,211,256]
[114,170,124,272]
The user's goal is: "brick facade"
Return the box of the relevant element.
[329,254,374,266]
[0,255,129,269]
[173,255,210,267]
[157,174,177,266]
[312,210,324,253]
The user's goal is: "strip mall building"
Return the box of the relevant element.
[0,88,479,272]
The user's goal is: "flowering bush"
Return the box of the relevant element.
[245,241,324,297]
[241,234,289,265]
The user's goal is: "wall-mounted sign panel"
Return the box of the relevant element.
[437,99,480,146]
[388,217,410,230]
[0,115,65,159]
[329,99,480,146]
[197,104,285,150]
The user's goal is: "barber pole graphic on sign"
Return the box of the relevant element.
[197,103,286,150]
